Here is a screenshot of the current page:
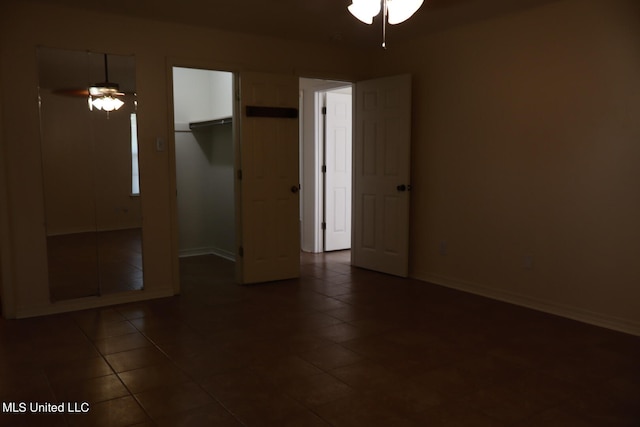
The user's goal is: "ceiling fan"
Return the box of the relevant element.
[87,54,125,112]
[49,53,131,112]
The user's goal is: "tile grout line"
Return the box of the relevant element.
[121,311,250,426]
[68,313,156,425]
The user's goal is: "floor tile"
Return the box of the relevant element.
[50,374,129,404]
[251,355,324,385]
[104,346,170,373]
[298,342,364,371]
[117,362,190,394]
[153,402,242,426]
[79,320,139,341]
[563,388,640,427]
[201,369,308,426]
[0,369,54,401]
[94,331,152,355]
[330,359,402,391]
[280,372,356,407]
[66,395,150,427]
[415,401,507,426]
[0,411,68,427]
[312,322,367,343]
[134,381,215,420]
[462,383,549,424]
[45,356,114,383]
[513,407,599,427]
[451,353,528,389]
[2,251,639,427]
[314,393,422,427]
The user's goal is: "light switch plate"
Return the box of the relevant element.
[156,137,166,151]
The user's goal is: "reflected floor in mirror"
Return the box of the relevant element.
[48,228,143,301]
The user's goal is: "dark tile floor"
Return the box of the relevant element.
[1,251,639,426]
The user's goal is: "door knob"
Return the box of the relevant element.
[397,184,407,192]
[291,185,300,194]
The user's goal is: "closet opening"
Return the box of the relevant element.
[172,67,236,279]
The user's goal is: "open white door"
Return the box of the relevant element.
[352,74,412,277]
[237,72,300,284]
[324,91,352,251]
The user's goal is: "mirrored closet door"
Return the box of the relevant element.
[37,47,143,301]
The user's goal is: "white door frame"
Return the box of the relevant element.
[299,78,353,253]
[323,89,353,252]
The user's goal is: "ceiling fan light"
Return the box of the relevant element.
[387,0,424,24]
[99,96,124,112]
[87,54,126,112]
[112,97,125,110]
[348,0,381,24]
[91,97,104,111]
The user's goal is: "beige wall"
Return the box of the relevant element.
[0,75,6,317]
[2,0,639,334]
[0,0,368,317]
[375,0,640,333]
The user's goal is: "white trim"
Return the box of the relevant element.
[415,271,640,337]
[314,91,325,253]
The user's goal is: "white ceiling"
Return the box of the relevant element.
[37,0,561,48]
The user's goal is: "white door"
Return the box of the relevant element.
[324,91,352,251]
[352,74,412,277]
[238,72,300,284]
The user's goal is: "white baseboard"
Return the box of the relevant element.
[179,247,235,262]
[415,271,640,337]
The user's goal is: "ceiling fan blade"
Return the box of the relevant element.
[50,88,134,97]
[51,88,90,97]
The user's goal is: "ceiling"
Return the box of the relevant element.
[33,0,560,48]
[38,48,136,94]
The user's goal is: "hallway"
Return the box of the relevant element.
[0,252,638,426]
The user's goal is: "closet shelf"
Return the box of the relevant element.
[189,117,232,130]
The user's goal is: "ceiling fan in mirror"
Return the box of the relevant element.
[88,54,125,112]
[51,53,131,113]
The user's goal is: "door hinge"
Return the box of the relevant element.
[322,106,327,115]
[237,169,243,180]
[321,165,327,173]
[321,222,326,230]
[239,246,244,257]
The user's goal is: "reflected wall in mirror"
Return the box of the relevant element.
[37,47,143,301]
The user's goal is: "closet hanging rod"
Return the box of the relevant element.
[189,117,232,130]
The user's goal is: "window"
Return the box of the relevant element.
[130,113,140,195]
